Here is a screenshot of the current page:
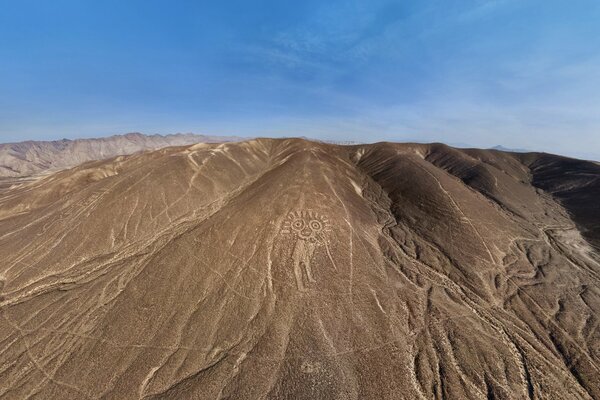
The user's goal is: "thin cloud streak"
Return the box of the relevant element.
[0,0,598,160]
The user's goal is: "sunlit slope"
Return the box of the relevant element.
[1,139,599,399]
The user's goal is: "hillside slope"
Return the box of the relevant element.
[0,139,599,399]
[0,132,243,177]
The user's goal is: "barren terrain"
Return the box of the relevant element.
[0,133,243,178]
[0,138,599,399]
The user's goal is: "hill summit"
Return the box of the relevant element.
[0,138,599,399]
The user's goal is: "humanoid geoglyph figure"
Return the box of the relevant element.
[280,211,330,291]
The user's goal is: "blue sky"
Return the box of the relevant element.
[1,0,599,159]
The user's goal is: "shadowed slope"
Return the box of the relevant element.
[0,139,598,399]
[519,153,600,250]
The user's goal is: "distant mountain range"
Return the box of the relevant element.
[0,132,244,177]
[490,145,531,153]
[1,138,599,398]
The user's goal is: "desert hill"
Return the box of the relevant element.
[0,138,599,399]
[0,132,243,178]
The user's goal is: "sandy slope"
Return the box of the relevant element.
[0,132,243,178]
[0,138,599,399]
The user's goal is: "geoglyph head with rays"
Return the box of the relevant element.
[281,211,330,243]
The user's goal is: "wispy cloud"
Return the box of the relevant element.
[457,0,517,22]
[2,0,599,160]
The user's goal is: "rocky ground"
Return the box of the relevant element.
[0,138,598,399]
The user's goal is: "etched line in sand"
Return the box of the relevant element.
[280,210,330,291]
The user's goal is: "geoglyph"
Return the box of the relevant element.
[280,210,330,291]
